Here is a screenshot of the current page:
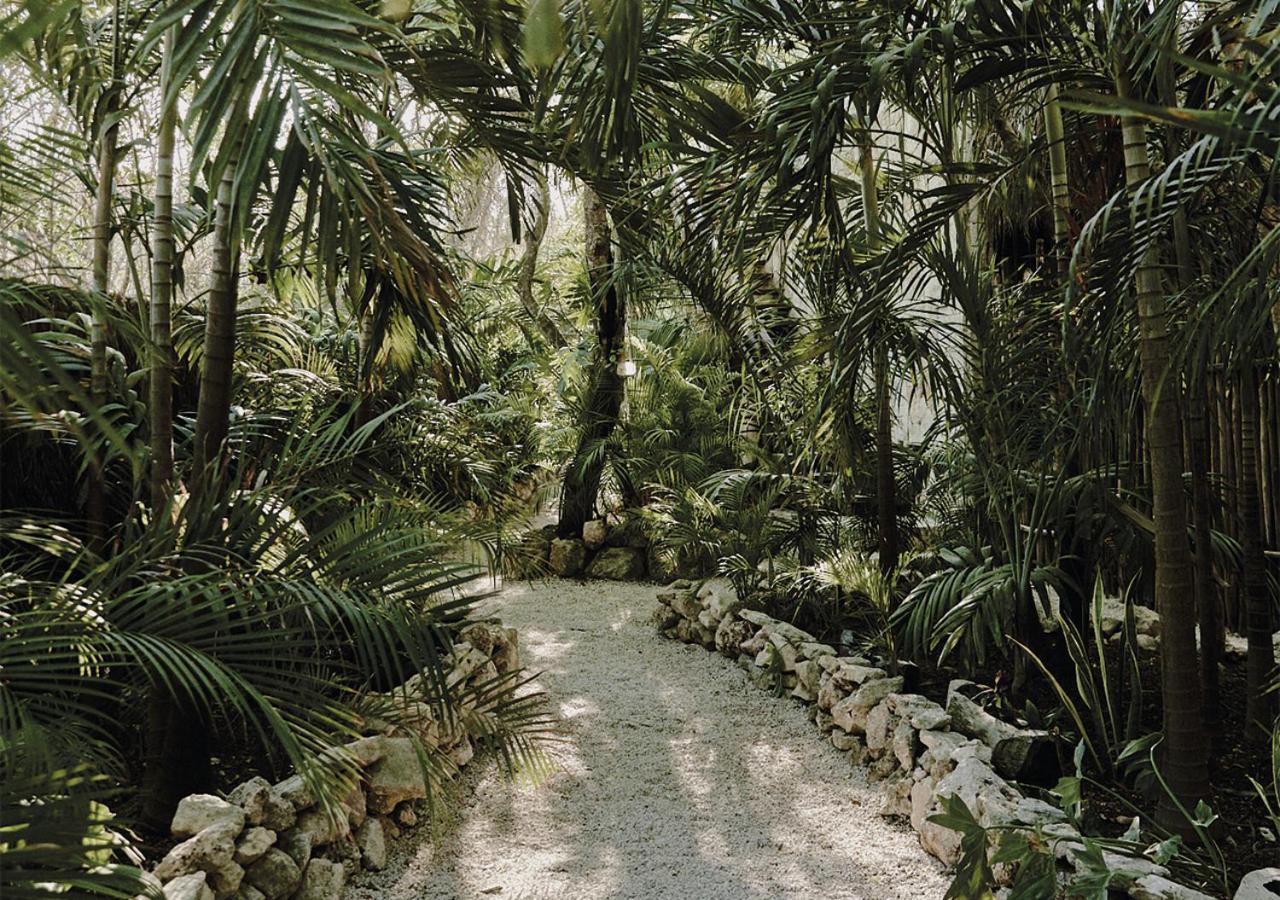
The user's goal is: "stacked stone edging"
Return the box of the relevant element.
[508,516,702,583]
[656,579,1254,900]
[142,621,521,900]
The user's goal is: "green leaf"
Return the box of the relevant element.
[523,0,564,69]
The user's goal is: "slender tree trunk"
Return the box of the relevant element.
[518,170,564,348]
[860,134,898,576]
[1240,360,1277,744]
[191,131,243,490]
[88,97,120,550]
[149,26,177,513]
[1116,84,1209,830]
[557,186,624,539]
[1044,81,1091,630]
[1222,377,1240,631]
[1044,82,1071,283]
[1188,380,1223,749]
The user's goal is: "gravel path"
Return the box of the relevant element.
[347,579,947,900]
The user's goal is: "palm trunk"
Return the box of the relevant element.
[88,98,120,549]
[1240,360,1277,744]
[148,26,177,512]
[1044,82,1071,283]
[557,186,624,539]
[191,132,243,491]
[1117,81,1209,830]
[1188,381,1223,748]
[518,171,564,348]
[1044,81,1091,630]
[860,134,898,576]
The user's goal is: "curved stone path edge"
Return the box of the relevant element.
[346,579,948,900]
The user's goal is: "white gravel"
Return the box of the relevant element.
[347,578,948,900]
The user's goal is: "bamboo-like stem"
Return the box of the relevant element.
[148,26,177,513]
[1116,75,1208,830]
[1044,82,1071,282]
[191,133,243,490]
[1241,359,1277,744]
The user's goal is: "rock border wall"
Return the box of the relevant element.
[142,621,521,900]
[656,579,1245,900]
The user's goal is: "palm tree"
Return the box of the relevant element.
[148,24,177,511]
[558,186,626,538]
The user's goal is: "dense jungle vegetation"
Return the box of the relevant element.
[2,0,1280,896]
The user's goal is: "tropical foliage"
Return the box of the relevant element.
[2,0,1280,894]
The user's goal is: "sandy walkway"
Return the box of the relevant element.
[347,579,947,900]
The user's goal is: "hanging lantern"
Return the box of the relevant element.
[616,355,637,378]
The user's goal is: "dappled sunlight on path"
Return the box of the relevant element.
[347,580,946,900]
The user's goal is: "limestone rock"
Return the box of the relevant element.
[233,886,266,900]
[294,806,350,847]
[714,617,754,657]
[794,659,821,696]
[829,663,887,693]
[888,694,950,732]
[320,836,361,879]
[365,737,427,814]
[1235,869,1280,899]
[273,828,311,869]
[879,771,914,817]
[582,519,608,549]
[341,782,367,829]
[355,818,387,871]
[227,778,273,827]
[945,685,1053,780]
[865,702,894,752]
[244,848,301,900]
[910,776,936,832]
[171,795,246,840]
[260,789,295,832]
[765,633,800,671]
[671,591,701,621]
[447,734,475,768]
[586,547,646,580]
[154,821,239,884]
[892,719,919,771]
[830,676,904,734]
[1130,875,1216,900]
[549,538,587,577]
[342,735,389,767]
[164,873,215,900]
[699,581,740,622]
[208,859,244,896]
[272,776,314,812]
[918,757,1022,866]
[831,729,860,752]
[234,827,276,866]
[493,627,520,673]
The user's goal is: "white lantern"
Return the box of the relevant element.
[616,357,637,378]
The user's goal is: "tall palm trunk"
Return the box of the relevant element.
[1117,80,1209,830]
[1188,381,1223,748]
[518,170,564,348]
[557,186,624,538]
[1240,360,1277,743]
[191,130,244,491]
[88,97,120,549]
[860,134,898,576]
[1044,82,1071,283]
[148,27,177,512]
[1044,81,1092,631]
